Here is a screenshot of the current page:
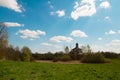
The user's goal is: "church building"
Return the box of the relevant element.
[69,43,82,60]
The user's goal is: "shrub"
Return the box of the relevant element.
[81,53,106,63]
[53,55,72,62]
[21,46,31,62]
[101,52,120,59]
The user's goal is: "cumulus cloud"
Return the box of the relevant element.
[41,42,52,46]
[105,30,116,35]
[70,30,88,37]
[41,42,62,50]
[91,40,120,53]
[1,22,24,27]
[16,29,46,40]
[74,2,79,9]
[106,40,120,46]
[98,37,102,40]
[0,0,24,12]
[100,1,110,9]
[71,0,96,20]
[53,45,62,49]
[50,36,73,43]
[50,10,65,17]
[104,40,120,53]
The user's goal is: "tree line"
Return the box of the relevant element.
[0,23,120,63]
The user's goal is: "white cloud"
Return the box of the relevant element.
[105,40,120,53]
[0,0,23,12]
[98,37,102,40]
[100,1,110,9]
[41,42,52,46]
[41,42,62,50]
[118,30,120,34]
[50,36,73,43]
[17,29,46,40]
[106,40,120,46]
[50,10,65,17]
[104,16,111,21]
[48,1,54,9]
[56,10,65,17]
[70,30,88,37]
[53,45,62,49]
[2,22,24,27]
[71,0,96,20]
[91,45,104,52]
[39,44,63,53]
[74,2,79,9]
[91,40,120,53]
[105,30,116,35]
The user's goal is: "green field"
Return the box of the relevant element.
[0,59,120,80]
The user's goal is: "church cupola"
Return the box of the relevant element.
[75,43,79,48]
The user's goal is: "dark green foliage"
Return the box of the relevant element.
[0,23,22,61]
[0,45,34,61]
[101,52,120,59]
[5,46,21,61]
[53,54,71,62]
[0,46,21,61]
[69,48,81,60]
[21,46,32,61]
[33,52,72,62]
[0,47,6,60]
[81,53,107,63]
[33,52,54,60]
[53,52,72,62]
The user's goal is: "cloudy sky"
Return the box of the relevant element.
[0,0,120,53]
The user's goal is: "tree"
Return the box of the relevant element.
[81,45,92,53]
[21,46,31,61]
[0,22,8,60]
[2,45,21,61]
[0,22,8,48]
[64,46,69,54]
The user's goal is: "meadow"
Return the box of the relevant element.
[0,59,120,80]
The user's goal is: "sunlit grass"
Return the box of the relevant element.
[0,59,120,80]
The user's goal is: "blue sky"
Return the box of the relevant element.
[0,0,120,53]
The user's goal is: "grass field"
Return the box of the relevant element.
[0,59,120,80]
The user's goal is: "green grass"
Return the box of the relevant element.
[0,59,120,80]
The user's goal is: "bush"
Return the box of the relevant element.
[101,52,120,59]
[21,46,31,62]
[53,55,72,62]
[33,53,54,60]
[81,53,107,63]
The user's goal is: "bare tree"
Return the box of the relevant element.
[81,45,92,53]
[64,46,69,54]
[0,22,8,48]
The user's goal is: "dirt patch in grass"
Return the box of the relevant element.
[35,60,82,64]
